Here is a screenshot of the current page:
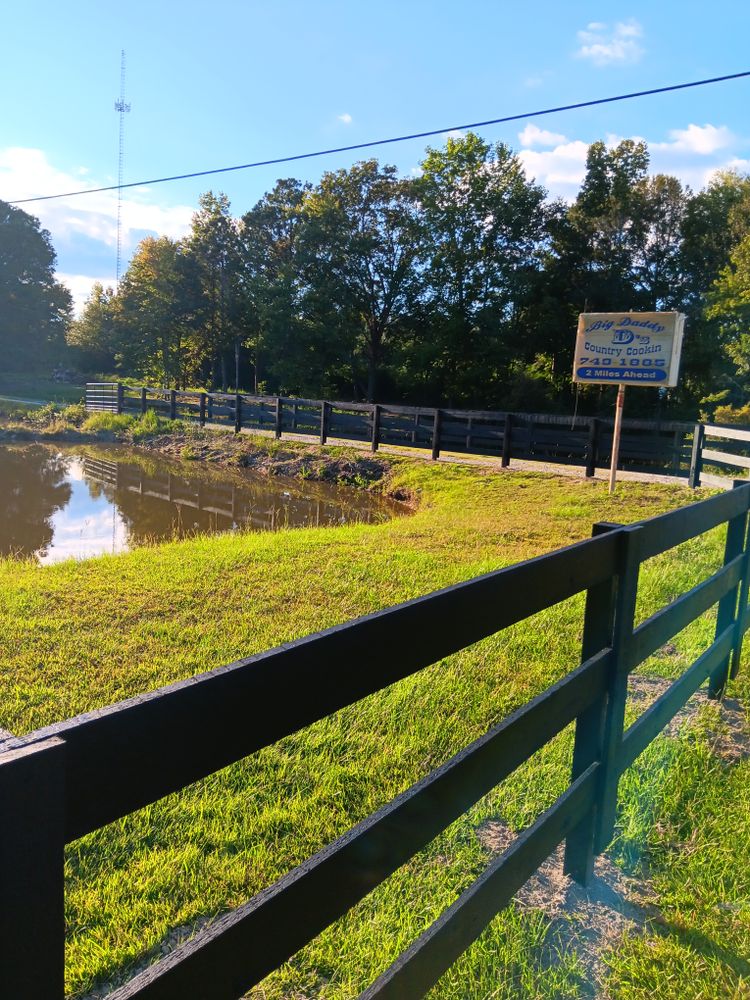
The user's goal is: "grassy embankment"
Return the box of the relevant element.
[1,446,749,998]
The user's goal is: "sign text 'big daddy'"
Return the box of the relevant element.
[573,312,686,387]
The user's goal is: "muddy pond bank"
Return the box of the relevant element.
[0,442,406,564]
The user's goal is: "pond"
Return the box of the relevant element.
[0,444,401,564]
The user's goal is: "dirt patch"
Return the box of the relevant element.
[474,680,749,996]
[477,821,658,996]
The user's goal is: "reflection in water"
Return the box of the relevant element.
[0,448,73,560]
[0,445,399,564]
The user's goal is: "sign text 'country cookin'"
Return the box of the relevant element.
[572,312,686,387]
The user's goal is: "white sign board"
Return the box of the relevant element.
[573,312,686,387]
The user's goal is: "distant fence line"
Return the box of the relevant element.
[86,383,750,488]
[3,482,750,998]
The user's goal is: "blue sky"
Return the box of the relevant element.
[2,0,749,312]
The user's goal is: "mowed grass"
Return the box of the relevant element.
[0,459,747,997]
[0,370,85,405]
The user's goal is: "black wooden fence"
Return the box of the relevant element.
[2,484,750,998]
[86,383,698,479]
[689,423,750,489]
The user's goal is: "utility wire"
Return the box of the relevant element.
[9,70,750,205]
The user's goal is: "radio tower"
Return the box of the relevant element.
[114,50,131,285]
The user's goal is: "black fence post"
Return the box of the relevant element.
[371,403,381,453]
[501,413,514,468]
[199,392,207,427]
[117,382,124,414]
[431,409,442,460]
[235,393,242,434]
[169,389,177,420]
[564,521,620,884]
[593,525,643,854]
[689,422,705,488]
[709,482,750,697]
[731,486,750,681]
[526,416,536,457]
[585,418,600,478]
[0,737,66,1000]
[140,386,147,415]
[320,401,329,445]
[275,397,283,439]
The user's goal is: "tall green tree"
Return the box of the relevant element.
[241,179,312,393]
[67,282,119,372]
[707,233,750,390]
[414,133,548,405]
[301,160,422,401]
[187,192,251,390]
[118,236,200,387]
[0,200,72,369]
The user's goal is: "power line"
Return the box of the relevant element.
[9,69,750,206]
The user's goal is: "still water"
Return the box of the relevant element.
[0,444,400,564]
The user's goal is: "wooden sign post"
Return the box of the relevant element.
[608,384,626,494]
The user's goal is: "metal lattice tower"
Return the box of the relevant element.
[114,50,131,285]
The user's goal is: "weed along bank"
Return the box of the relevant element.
[1,473,749,998]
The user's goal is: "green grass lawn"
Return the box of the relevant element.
[1,457,748,998]
[0,370,85,404]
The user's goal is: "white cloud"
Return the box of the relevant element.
[57,273,116,314]
[0,147,193,256]
[518,139,590,198]
[575,19,644,66]
[518,124,568,148]
[654,123,735,156]
[446,129,466,140]
[337,112,353,125]
[1,147,195,315]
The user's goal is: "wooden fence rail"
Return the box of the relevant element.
[2,483,750,997]
[85,383,698,480]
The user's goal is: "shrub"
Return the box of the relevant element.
[712,402,750,426]
[61,403,87,426]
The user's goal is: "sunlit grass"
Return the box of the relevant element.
[0,460,745,997]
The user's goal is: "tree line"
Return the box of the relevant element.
[5,131,750,419]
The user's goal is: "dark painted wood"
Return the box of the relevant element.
[106,658,607,1000]
[234,393,242,433]
[585,418,600,478]
[8,531,619,841]
[564,521,620,885]
[0,737,66,999]
[359,765,598,999]
[594,526,642,854]
[501,413,513,467]
[709,504,748,697]
[732,508,750,680]
[371,404,381,453]
[689,422,705,488]
[620,627,734,772]
[199,393,207,426]
[634,484,750,561]
[431,409,442,460]
[274,397,282,439]
[629,555,743,671]
[320,401,329,445]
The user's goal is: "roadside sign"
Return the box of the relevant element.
[573,312,686,387]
